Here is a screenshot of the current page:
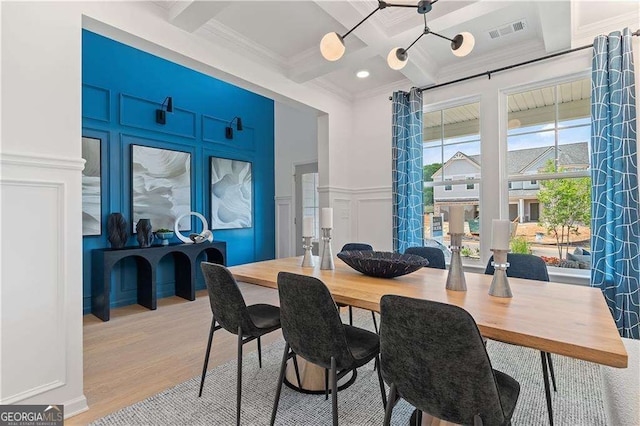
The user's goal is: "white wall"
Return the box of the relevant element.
[274,102,318,258]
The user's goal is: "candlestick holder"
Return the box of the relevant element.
[488,249,512,298]
[446,233,467,291]
[301,236,315,267]
[320,228,334,270]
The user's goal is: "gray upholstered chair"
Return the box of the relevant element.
[404,246,446,270]
[271,272,386,426]
[199,262,299,426]
[338,243,378,332]
[380,295,520,426]
[485,253,556,425]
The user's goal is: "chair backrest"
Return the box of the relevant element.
[277,272,353,369]
[201,262,254,335]
[341,243,373,252]
[404,246,446,270]
[380,295,509,425]
[484,253,549,281]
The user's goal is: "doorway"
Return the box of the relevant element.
[294,163,319,255]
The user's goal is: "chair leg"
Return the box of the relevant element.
[545,352,557,392]
[372,311,379,334]
[348,306,353,325]
[270,343,290,426]
[375,355,387,409]
[324,368,329,400]
[236,327,243,426]
[540,351,554,426]
[415,410,423,426]
[291,354,302,388]
[257,337,262,369]
[331,357,338,426]
[198,318,216,397]
[383,383,397,426]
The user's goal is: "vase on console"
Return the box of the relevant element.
[136,219,154,248]
[107,213,128,249]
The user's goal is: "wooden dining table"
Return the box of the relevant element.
[228,255,628,423]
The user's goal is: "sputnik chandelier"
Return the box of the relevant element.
[320,0,475,70]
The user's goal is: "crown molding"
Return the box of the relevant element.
[198,20,289,73]
[571,2,640,46]
[309,78,355,102]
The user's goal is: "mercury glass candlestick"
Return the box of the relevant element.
[488,249,512,297]
[301,236,315,267]
[320,228,335,270]
[446,233,467,291]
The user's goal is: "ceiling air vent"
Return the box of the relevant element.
[488,19,527,40]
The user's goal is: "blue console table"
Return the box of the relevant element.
[91,241,226,321]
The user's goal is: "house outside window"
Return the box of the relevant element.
[507,77,591,270]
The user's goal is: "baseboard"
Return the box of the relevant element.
[64,394,89,419]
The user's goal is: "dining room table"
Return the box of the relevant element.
[228,255,628,424]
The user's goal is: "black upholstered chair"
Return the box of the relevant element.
[199,262,299,426]
[485,253,556,425]
[380,295,520,426]
[404,246,446,270]
[338,243,379,332]
[271,272,386,426]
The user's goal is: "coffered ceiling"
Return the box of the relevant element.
[148,1,627,101]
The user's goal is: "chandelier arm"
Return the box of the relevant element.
[342,4,384,38]
[429,31,454,43]
[404,31,427,53]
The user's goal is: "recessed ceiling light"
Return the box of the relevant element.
[356,70,370,79]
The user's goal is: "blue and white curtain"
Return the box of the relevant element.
[591,28,639,339]
[392,88,424,253]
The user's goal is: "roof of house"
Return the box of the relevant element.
[440,141,589,175]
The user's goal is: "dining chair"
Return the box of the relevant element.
[380,295,520,426]
[404,246,446,270]
[485,253,557,425]
[199,262,300,426]
[271,272,386,426]
[339,243,379,332]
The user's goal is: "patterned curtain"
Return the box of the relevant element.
[591,28,639,339]
[392,88,424,253]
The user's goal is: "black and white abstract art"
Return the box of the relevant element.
[131,145,191,232]
[210,157,252,229]
[82,136,102,236]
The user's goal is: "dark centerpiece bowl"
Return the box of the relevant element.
[337,251,429,279]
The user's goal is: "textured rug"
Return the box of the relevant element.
[93,309,605,425]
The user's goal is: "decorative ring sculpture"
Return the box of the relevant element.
[174,212,213,244]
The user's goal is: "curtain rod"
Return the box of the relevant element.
[388,29,639,99]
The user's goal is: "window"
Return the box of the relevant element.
[301,172,319,239]
[423,101,480,261]
[507,77,591,271]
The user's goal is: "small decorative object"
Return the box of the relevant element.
[446,205,467,291]
[155,228,174,246]
[301,217,315,267]
[107,213,128,249]
[136,218,154,248]
[210,157,252,229]
[82,136,102,236]
[320,208,334,270]
[337,251,428,279]
[175,212,213,244]
[489,219,513,298]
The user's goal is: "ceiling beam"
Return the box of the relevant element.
[168,1,230,33]
[288,46,379,83]
[537,1,572,53]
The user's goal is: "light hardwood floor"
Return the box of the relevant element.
[69,284,282,425]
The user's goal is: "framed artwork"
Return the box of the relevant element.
[131,144,191,232]
[82,136,102,236]
[210,157,253,229]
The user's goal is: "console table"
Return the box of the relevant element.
[91,241,226,321]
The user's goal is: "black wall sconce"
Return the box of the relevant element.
[225,116,243,139]
[155,96,173,125]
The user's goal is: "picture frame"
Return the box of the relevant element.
[210,156,253,230]
[131,144,192,233]
[82,136,102,236]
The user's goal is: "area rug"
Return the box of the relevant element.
[93,310,605,425]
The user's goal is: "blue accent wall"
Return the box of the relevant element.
[82,30,275,314]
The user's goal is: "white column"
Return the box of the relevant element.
[519,198,525,223]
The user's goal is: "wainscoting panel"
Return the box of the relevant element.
[275,196,292,258]
[0,179,67,403]
[119,93,197,139]
[355,197,392,252]
[202,115,255,151]
[82,84,110,122]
